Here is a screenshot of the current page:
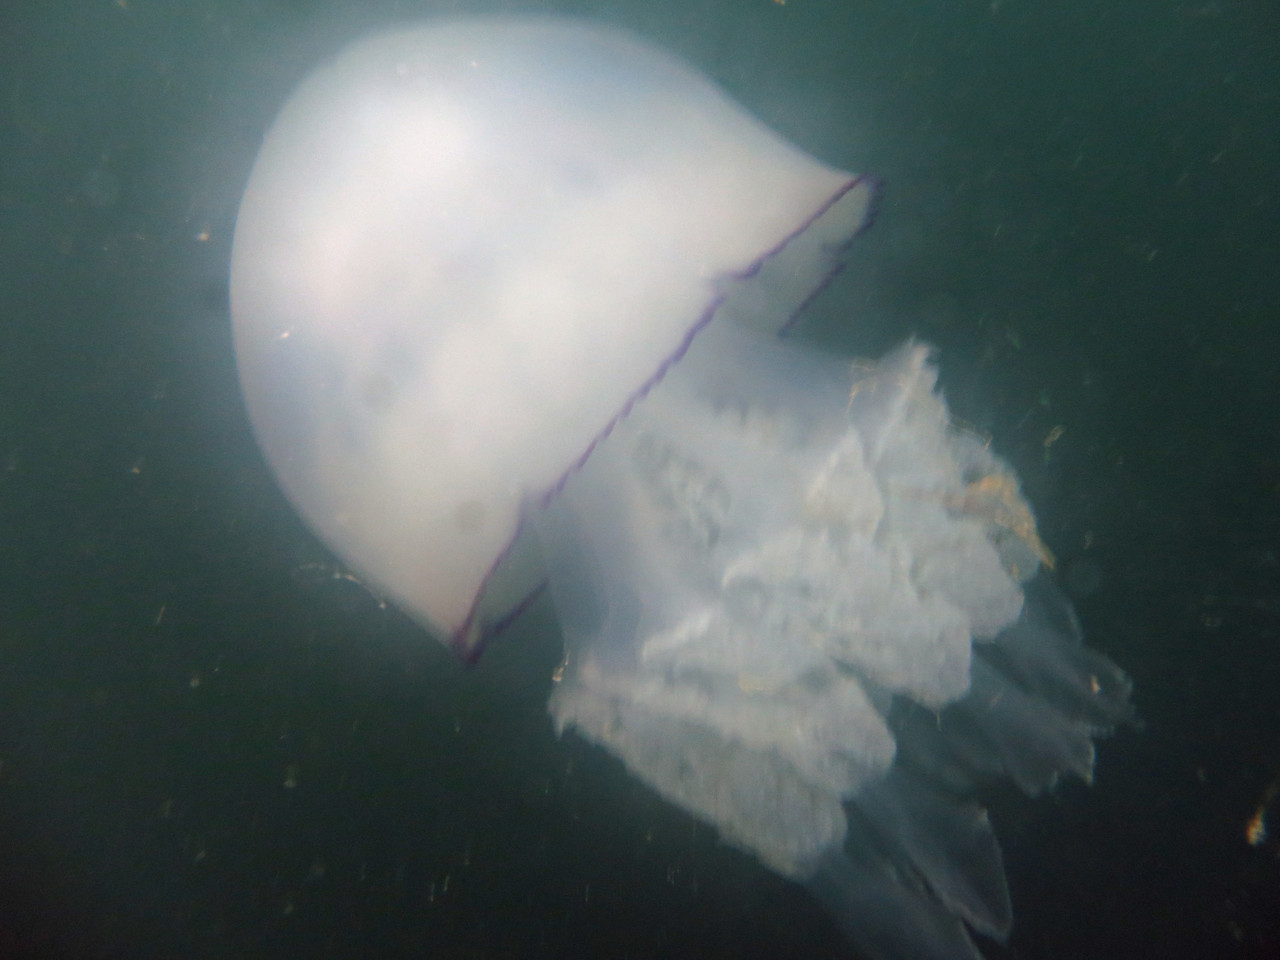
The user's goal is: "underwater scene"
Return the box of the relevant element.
[0,1,1276,959]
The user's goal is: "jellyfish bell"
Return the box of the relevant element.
[230,17,873,657]
[231,17,1131,960]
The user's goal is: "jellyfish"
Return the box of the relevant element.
[230,18,1132,960]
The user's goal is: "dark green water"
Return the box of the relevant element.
[1,1,1277,958]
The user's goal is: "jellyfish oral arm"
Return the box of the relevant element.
[538,321,1130,959]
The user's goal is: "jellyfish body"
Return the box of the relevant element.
[231,18,1131,960]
